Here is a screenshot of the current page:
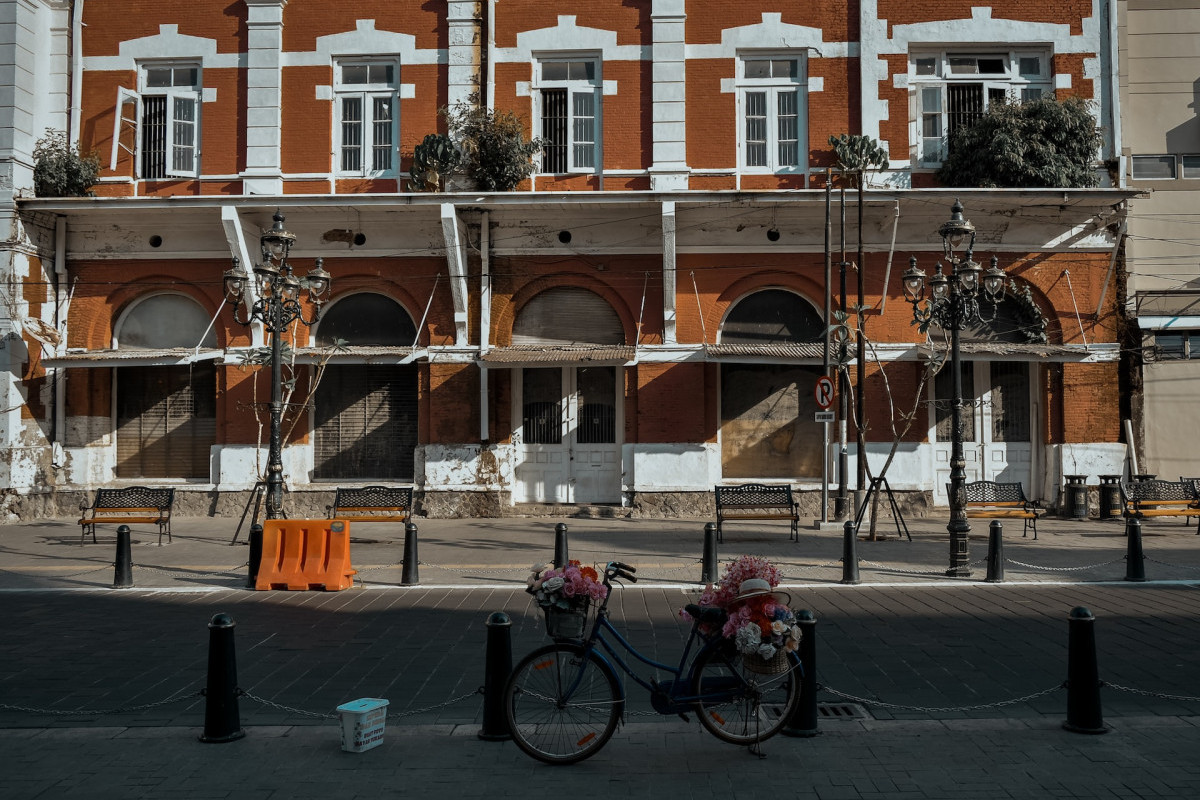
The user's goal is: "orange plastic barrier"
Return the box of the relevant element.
[255,519,357,591]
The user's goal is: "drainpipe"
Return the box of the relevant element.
[69,1,84,142]
[479,211,491,442]
[487,0,497,111]
[53,217,68,462]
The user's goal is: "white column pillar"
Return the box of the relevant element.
[242,0,287,195]
[648,0,689,191]
[447,0,482,109]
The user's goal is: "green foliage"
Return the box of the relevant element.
[442,101,543,191]
[32,129,100,197]
[828,134,889,183]
[937,96,1102,188]
[409,133,462,192]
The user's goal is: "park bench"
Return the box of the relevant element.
[327,485,414,529]
[961,480,1042,540]
[714,483,799,543]
[1120,479,1200,534]
[78,486,175,546]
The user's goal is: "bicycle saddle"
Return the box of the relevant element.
[683,604,728,627]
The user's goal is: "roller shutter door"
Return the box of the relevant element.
[313,365,416,480]
[115,365,216,479]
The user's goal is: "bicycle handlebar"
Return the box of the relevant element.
[605,561,638,583]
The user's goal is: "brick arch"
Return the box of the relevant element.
[314,289,419,346]
[711,271,826,342]
[319,273,439,346]
[493,273,637,347]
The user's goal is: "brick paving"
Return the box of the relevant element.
[3,513,1200,797]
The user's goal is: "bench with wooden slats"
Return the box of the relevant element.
[78,486,175,546]
[327,486,414,528]
[714,483,799,543]
[960,480,1042,540]
[1120,479,1200,534]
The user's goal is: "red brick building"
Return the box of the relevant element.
[0,1,1132,518]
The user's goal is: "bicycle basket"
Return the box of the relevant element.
[742,649,791,675]
[544,602,590,640]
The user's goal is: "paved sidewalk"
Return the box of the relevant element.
[4,513,1200,798]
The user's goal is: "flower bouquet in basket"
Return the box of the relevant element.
[685,555,801,673]
[526,561,609,640]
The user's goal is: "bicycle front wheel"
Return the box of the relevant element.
[691,644,800,746]
[505,642,623,765]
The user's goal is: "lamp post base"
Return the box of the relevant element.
[946,523,972,577]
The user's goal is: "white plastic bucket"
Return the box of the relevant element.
[336,697,389,753]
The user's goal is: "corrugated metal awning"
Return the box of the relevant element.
[480,345,636,365]
[288,346,423,365]
[704,343,824,362]
[917,342,1095,361]
[43,348,223,368]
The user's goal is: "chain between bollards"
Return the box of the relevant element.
[701,522,718,584]
[478,611,513,741]
[113,525,133,589]
[553,523,569,568]
[840,520,860,585]
[402,522,420,586]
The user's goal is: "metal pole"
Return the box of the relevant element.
[946,277,971,577]
[265,304,284,520]
[1063,606,1107,734]
[402,522,420,585]
[836,187,849,520]
[1124,517,1146,582]
[113,525,133,589]
[200,613,245,743]
[984,520,1004,583]
[782,609,818,737]
[855,179,867,500]
[701,522,718,584]
[822,170,832,524]
[478,611,513,741]
[553,522,569,568]
[840,520,860,585]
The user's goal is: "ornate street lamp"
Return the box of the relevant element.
[902,200,1006,576]
[223,211,332,519]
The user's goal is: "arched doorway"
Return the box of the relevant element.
[114,294,216,479]
[718,288,825,479]
[512,287,624,504]
[311,293,418,480]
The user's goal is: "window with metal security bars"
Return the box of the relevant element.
[537,59,599,174]
[116,365,216,479]
[313,365,416,480]
[336,61,398,177]
[934,361,977,443]
[576,366,616,444]
[522,369,563,445]
[988,362,1030,443]
[739,56,804,172]
[110,64,200,180]
[912,50,1052,166]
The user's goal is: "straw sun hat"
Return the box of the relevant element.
[731,577,791,607]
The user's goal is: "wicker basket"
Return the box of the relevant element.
[742,649,790,675]
[544,603,589,640]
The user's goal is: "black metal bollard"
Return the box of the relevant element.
[782,609,819,737]
[113,525,133,589]
[1063,606,1107,734]
[199,613,245,743]
[478,611,513,741]
[840,520,860,585]
[245,523,263,589]
[985,520,1005,583]
[402,522,420,586]
[1124,517,1146,582]
[553,523,569,568]
[701,522,718,584]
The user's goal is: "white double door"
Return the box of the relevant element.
[514,366,622,504]
[931,361,1036,505]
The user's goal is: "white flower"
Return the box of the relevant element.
[735,623,762,654]
[542,576,565,593]
[757,643,777,661]
[771,620,787,635]
[790,625,803,641]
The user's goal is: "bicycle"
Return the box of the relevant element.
[504,560,803,764]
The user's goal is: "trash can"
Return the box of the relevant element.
[1098,475,1123,520]
[1064,475,1088,520]
[337,697,389,753]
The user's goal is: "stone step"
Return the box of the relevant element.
[501,503,632,519]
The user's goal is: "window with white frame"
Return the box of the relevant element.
[536,58,600,174]
[110,63,201,179]
[1131,155,1200,180]
[911,50,1052,166]
[739,56,805,172]
[336,60,399,176]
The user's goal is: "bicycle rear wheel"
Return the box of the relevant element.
[505,642,623,765]
[691,643,800,746]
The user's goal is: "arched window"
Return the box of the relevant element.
[116,293,217,349]
[316,292,416,346]
[718,289,824,480]
[113,294,216,479]
[514,287,624,345]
